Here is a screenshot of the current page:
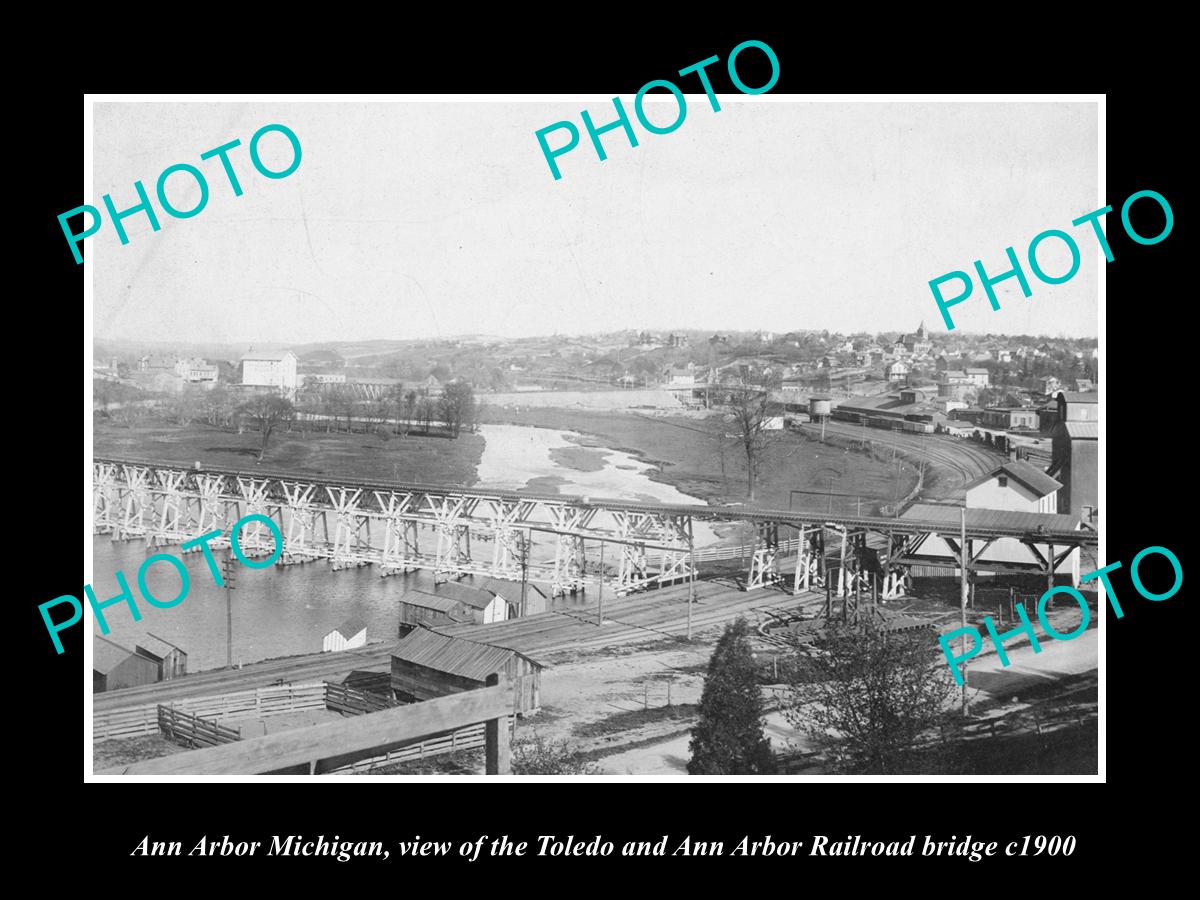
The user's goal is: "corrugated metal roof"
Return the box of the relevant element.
[476,577,547,601]
[429,582,496,610]
[136,633,183,660]
[1060,392,1098,404]
[1064,422,1098,439]
[399,590,471,617]
[94,636,140,674]
[901,504,1081,533]
[392,628,536,681]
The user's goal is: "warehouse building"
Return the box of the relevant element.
[390,628,544,715]
[93,637,160,693]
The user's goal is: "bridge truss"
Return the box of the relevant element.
[93,459,1098,604]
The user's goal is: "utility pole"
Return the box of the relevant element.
[687,518,696,640]
[959,506,969,717]
[519,529,530,618]
[597,540,605,626]
[222,551,237,669]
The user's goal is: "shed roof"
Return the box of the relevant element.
[329,616,368,639]
[398,590,474,621]
[964,460,1062,499]
[476,577,547,601]
[136,633,185,661]
[1062,422,1099,439]
[428,582,497,610]
[901,503,1081,533]
[392,629,540,681]
[1060,391,1098,404]
[94,636,145,674]
[241,350,296,362]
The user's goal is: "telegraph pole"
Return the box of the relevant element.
[687,518,696,640]
[597,540,605,626]
[959,507,969,717]
[519,529,530,618]
[222,551,237,669]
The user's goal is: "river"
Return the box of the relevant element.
[91,424,719,672]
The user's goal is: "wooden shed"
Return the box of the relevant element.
[323,617,368,652]
[390,628,544,715]
[135,632,187,680]
[398,583,511,633]
[93,636,160,693]
[476,577,549,617]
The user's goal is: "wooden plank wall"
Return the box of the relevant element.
[96,682,514,776]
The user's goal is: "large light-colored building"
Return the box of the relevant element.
[241,350,298,393]
[174,357,218,384]
[964,460,1061,514]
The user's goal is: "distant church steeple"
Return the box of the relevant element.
[916,321,927,340]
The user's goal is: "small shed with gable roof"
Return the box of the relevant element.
[390,628,543,714]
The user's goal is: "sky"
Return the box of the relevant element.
[92,99,1099,344]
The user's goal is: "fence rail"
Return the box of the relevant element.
[328,717,518,774]
[158,705,241,748]
[94,682,327,742]
[324,681,399,716]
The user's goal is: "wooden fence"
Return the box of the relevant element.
[158,705,241,748]
[324,681,399,716]
[97,680,515,775]
[94,682,327,742]
[327,720,504,773]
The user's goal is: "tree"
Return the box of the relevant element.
[438,380,477,438]
[238,394,295,461]
[688,618,776,774]
[722,375,780,501]
[781,622,957,774]
[511,732,596,775]
[403,390,418,436]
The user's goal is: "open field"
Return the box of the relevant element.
[93,418,484,486]
[479,407,924,511]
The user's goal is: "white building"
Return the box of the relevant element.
[322,617,368,652]
[242,350,298,393]
[174,357,218,385]
[964,460,1061,514]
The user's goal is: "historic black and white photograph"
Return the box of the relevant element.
[87,99,1100,777]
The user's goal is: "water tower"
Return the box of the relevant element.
[810,396,832,441]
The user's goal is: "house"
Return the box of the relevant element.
[964,368,990,387]
[979,407,1039,431]
[994,349,1012,363]
[322,617,368,652]
[390,628,544,715]
[135,633,187,680]
[241,350,298,393]
[663,365,696,387]
[398,583,512,633]
[884,360,910,382]
[93,637,160,693]
[1037,375,1062,396]
[964,460,1062,514]
[174,357,218,384]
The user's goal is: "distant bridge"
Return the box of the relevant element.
[92,458,1097,606]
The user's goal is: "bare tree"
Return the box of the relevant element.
[238,394,295,461]
[781,622,957,774]
[437,380,477,438]
[722,375,780,501]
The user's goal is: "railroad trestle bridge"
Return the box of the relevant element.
[93,458,1098,602]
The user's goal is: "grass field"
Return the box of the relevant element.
[93,418,484,486]
[95,406,923,513]
[479,406,917,512]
